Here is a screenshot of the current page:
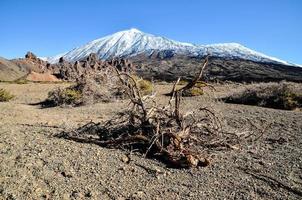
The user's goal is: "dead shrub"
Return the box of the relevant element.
[0,88,15,102]
[44,78,124,107]
[43,65,129,107]
[43,65,153,107]
[58,56,249,168]
[223,82,302,110]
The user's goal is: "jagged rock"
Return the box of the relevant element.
[19,51,50,74]
[108,58,132,72]
[59,57,65,63]
[25,52,38,60]
[86,53,98,62]
[49,53,134,81]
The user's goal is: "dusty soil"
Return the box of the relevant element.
[0,82,302,200]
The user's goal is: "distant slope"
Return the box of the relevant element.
[131,52,302,82]
[0,57,28,81]
[0,52,58,82]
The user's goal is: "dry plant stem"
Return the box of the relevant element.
[176,56,209,93]
[113,67,148,120]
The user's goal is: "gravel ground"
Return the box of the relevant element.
[0,82,301,199]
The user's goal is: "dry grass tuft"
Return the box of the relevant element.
[0,88,15,102]
[223,81,302,110]
[182,87,204,97]
[13,79,29,84]
[46,87,82,106]
[131,75,154,95]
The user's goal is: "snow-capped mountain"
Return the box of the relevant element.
[47,28,196,63]
[46,28,294,66]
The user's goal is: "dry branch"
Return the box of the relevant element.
[177,56,209,93]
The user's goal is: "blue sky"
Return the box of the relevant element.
[0,0,301,64]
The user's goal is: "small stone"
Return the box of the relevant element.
[71,191,84,199]
[130,167,136,173]
[121,154,130,163]
[132,191,145,199]
[61,171,72,178]
[188,192,195,197]
[41,194,50,199]
[62,193,70,200]
[85,191,92,197]
[154,167,162,174]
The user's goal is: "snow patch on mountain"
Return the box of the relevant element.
[46,28,296,66]
[199,43,293,66]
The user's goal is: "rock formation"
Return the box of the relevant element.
[22,51,49,73]
[49,53,134,81]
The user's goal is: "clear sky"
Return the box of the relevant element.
[0,0,301,64]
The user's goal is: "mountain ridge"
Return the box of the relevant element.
[46,28,298,67]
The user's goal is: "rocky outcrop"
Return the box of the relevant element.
[25,52,38,60]
[107,58,132,72]
[49,53,133,81]
[20,51,49,73]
